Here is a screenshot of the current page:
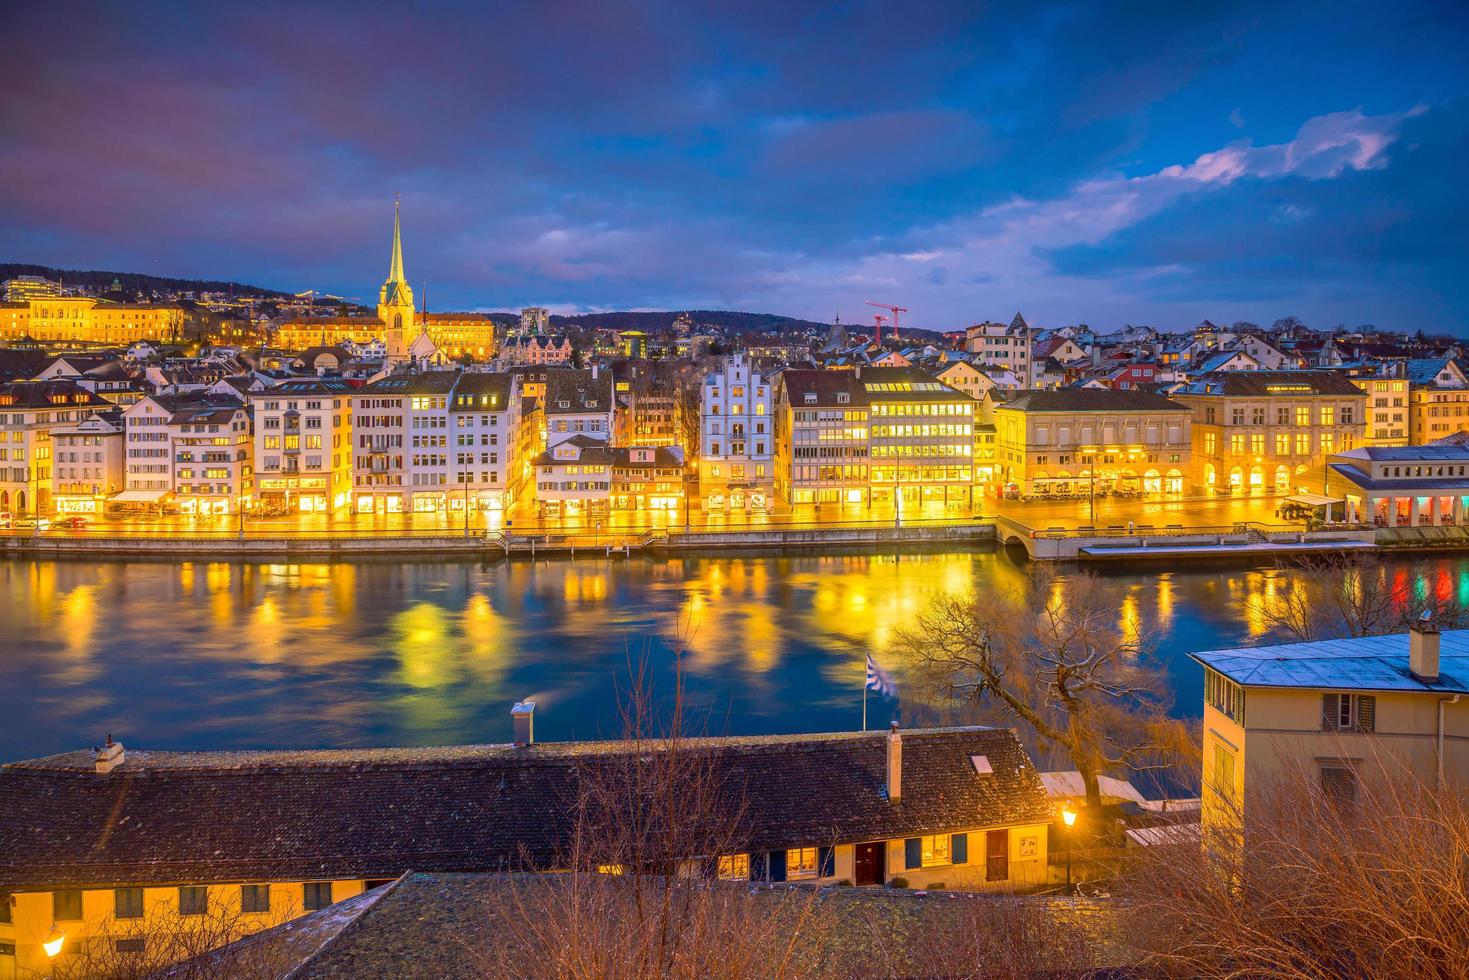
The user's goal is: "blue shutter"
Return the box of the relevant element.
[951,833,968,865]
[768,850,787,882]
[818,846,835,878]
[904,837,922,870]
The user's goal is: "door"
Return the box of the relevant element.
[985,829,1009,882]
[854,841,885,886]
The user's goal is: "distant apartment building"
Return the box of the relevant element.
[1171,370,1366,495]
[700,354,774,513]
[449,372,525,514]
[520,306,550,335]
[250,378,355,513]
[861,366,975,510]
[0,380,111,514]
[992,389,1192,498]
[0,296,185,345]
[533,434,613,518]
[348,372,456,514]
[1351,363,1409,447]
[169,401,253,515]
[964,313,1033,386]
[611,445,685,513]
[614,361,681,447]
[499,333,573,366]
[774,369,870,507]
[3,275,61,303]
[1406,358,1469,445]
[50,412,125,514]
[1193,617,1469,842]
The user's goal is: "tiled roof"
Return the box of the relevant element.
[0,379,113,410]
[450,372,514,410]
[0,727,1048,891]
[544,369,612,415]
[998,389,1188,413]
[778,368,869,407]
[1176,370,1364,397]
[1190,629,1469,693]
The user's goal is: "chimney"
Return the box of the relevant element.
[512,700,535,747]
[590,364,599,380]
[1410,610,1441,683]
[95,734,124,775]
[886,721,902,803]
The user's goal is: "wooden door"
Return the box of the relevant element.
[985,828,1010,882]
[854,841,885,886]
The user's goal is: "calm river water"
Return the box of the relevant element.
[4,551,1469,762]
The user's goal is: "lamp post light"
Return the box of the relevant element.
[1061,804,1078,893]
[43,924,66,958]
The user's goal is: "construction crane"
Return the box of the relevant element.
[865,301,908,346]
[871,313,889,343]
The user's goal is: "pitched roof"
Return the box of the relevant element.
[998,389,1188,413]
[778,368,869,407]
[1191,629,1469,694]
[1176,370,1364,397]
[0,379,113,410]
[544,369,612,415]
[0,726,1048,892]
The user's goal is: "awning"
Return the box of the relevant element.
[1285,493,1343,508]
[109,489,171,503]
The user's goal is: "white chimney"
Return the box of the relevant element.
[1410,609,1441,683]
[512,700,535,747]
[886,721,902,803]
[95,735,124,775]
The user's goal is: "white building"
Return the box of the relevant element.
[964,313,1034,386]
[699,353,774,513]
[250,378,354,514]
[534,434,613,518]
[51,412,126,514]
[0,380,112,515]
[169,401,253,516]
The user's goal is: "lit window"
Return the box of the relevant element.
[920,834,951,867]
[789,847,818,877]
[718,854,749,880]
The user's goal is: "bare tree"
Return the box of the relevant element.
[1260,553,1469,642]
[894,567,1196,813]
[477,646,827,979]
[1123,760,1469,978]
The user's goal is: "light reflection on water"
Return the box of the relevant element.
[4,552,1469,762]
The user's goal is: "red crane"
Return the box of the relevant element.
[871,313,889,342]
[865,301,908,346]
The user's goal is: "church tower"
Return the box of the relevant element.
[378,198,416,365]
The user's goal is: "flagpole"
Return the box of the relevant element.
[862,682,868,732]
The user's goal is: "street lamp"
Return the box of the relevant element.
[1061,805,1078,893]
[43,924,66,958]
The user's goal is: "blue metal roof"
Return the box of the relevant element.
[1190,629,1469,693]
[1328,463,1469,493]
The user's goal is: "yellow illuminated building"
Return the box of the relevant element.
[861,366,974,509]
[993,389,1192,498]
[1351,368,1409,446]
[0,296,185,345]
[1173,370,1365,495]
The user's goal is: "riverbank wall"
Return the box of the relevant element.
[3,521,1464,563]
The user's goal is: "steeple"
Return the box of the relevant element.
[388,196,406,284]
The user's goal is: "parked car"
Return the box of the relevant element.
[12,516,52,530]
[55,516,89,529]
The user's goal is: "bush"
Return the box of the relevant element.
[888,877,909,889]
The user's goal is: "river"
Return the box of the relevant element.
[3,550,1468,763]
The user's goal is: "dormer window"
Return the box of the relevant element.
[803,393,816,405]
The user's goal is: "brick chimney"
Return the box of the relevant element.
[1410,609,1441,684]
[512,700,535,747]
[95,734,124,775]
[886,721,902,803]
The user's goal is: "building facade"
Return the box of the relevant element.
[861,366,974,510]
[1172,370,1366,495]
[250,379,354,514]
[1406,358,1469,445]
[544,369,614,448]
[0,381,111,515]
[964,313,1034,386]
[0,297,185,345]
[50,412,126,514]
[774,369,870,507]
[1352,364,1410,447]
[1328,445,1469,527]
[699,354,774,513]
[992,389,1192,498]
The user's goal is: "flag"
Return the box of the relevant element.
[865,653,898,700]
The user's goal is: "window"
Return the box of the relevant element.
[1204,669,1246,725]
[1322,693,1375,733]
[115,887,144,919]
[919,834,952,867]
[1321,765,1358,806]
[788,847,818,877]
[1211,742,1237,800]
[303,881,333,911]
[54,889,82,921]
[179,886,208,916]
[718,854,749,880]
[241,884,270,913]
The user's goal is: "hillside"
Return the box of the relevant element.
[0,264,295,299]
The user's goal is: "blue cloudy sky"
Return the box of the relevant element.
[2,1,1467,332]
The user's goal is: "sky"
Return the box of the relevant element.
[2,1,1468,333]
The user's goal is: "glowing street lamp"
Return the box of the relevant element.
[43,925,66,958]
[1061,805,1078,893]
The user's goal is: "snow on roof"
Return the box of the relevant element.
[1190,629,1469,693]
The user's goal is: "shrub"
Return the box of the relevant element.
[888,877,909,889]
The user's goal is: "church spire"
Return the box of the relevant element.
[388,194,406,286]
